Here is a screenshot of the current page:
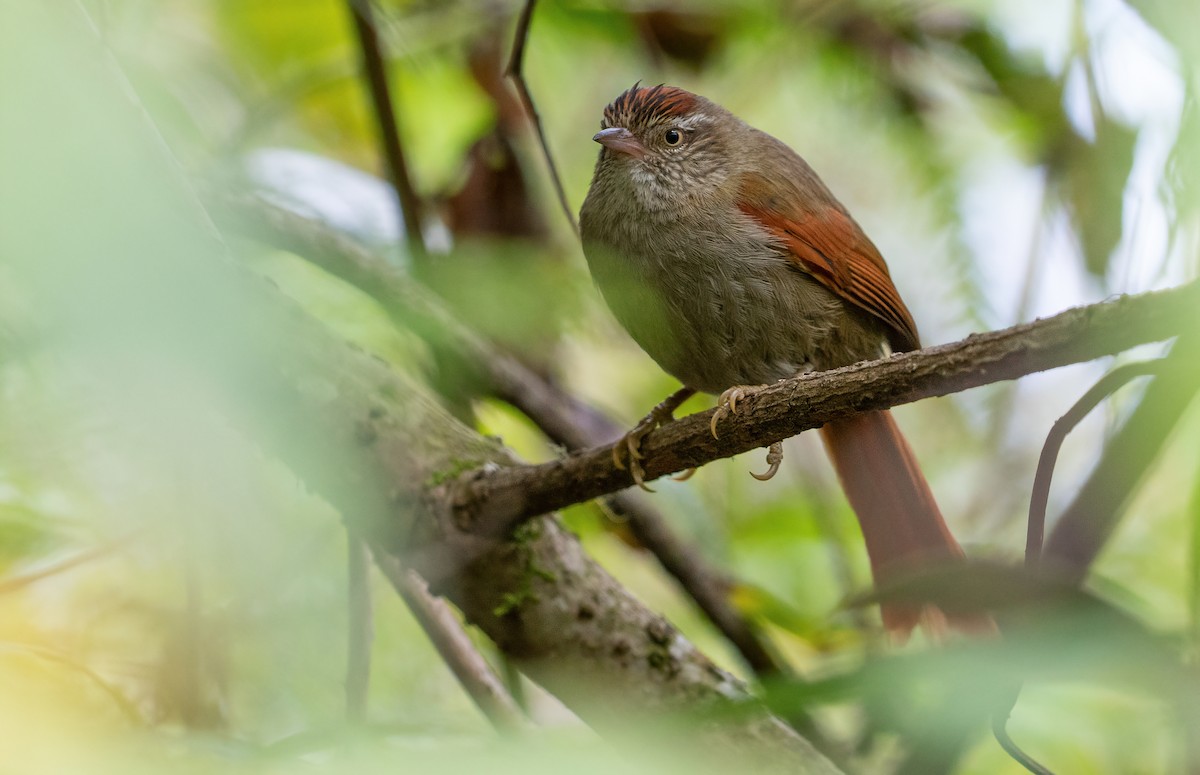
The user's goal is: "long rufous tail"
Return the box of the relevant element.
[820,409,964,635]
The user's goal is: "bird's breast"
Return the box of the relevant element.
[581,207,879,394]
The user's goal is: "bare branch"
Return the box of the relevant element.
[371,552,526,732]
[346,0,426,258]
[505,0,579,236]
[998,351,1185,775]
[1026,360,1163,566]
[992,710,1054,775]
[1044,334,1200,580]
[209,194,783,678]
[451,283,1200,537]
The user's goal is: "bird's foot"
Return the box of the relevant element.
[751,441,784,481]
[709,385,785,481]
[614,387,696,491]
[709,384,768,439]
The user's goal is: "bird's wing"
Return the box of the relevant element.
[737,171,920,352]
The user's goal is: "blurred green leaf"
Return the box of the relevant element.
[1055,115,1139,277]
[1,0,1196,771]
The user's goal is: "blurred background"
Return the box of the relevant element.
[1,0,1198,772]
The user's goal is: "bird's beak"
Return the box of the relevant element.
[593,127,646,159]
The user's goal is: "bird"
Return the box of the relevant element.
[579,83,966,635]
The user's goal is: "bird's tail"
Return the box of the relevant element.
[820,409,968,636]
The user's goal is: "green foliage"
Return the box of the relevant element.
[1,0,1197,773]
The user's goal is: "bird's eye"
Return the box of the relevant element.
[663,128,682,146]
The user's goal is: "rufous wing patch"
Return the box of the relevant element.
[737,175,920,352]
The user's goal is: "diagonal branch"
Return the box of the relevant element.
[449,282,1199,538]
[209,192,783,678]
[17,8,838,768]
[371,551,526,732]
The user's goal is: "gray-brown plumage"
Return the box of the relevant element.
[580,84,972,635]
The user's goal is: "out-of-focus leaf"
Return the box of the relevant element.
[244,147,406,248]
[1054,116,1139,277]
[414,242,581,359]
[758,572,1196,772]
[843,562,1192,698]
[1189,458,1200,649]
[961,24,1139,278]
[0,504,59,569]
[631,9,728,71]
[958,26,1068,144]
[1124,0,1200,62]
[1168,97,1200,217]
[729,580,859,650]
[214,0,350,76]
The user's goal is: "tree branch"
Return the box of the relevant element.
[1044,334,1200,580]
[17,9,837,758]
[1025,360,1164,566]
[209,192,784,678]
[212,191,1199,674]
[450,282,1199,536]
[370,552,526,732]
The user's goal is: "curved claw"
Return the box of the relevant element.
[614,422,657,490]
[673,468,696,482]
[711,386,758,439]
[613,387,697,492]
[750,441,784,481]
[709,410,723,440]
[631,459,655,492]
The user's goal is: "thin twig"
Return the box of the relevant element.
[505,0,579,236]
[1025,360,1163,566]
[992,710,1055,775]
[0,541,123,595]
[370,549,525,732]
[345,532,374,721]
[1045,334,1200,581]
[1003,341,1196,775]
[0,642,143,724]
[346,0,426,258]
[1002,358,1165,775]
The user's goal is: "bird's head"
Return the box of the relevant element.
[591,84,737,212]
